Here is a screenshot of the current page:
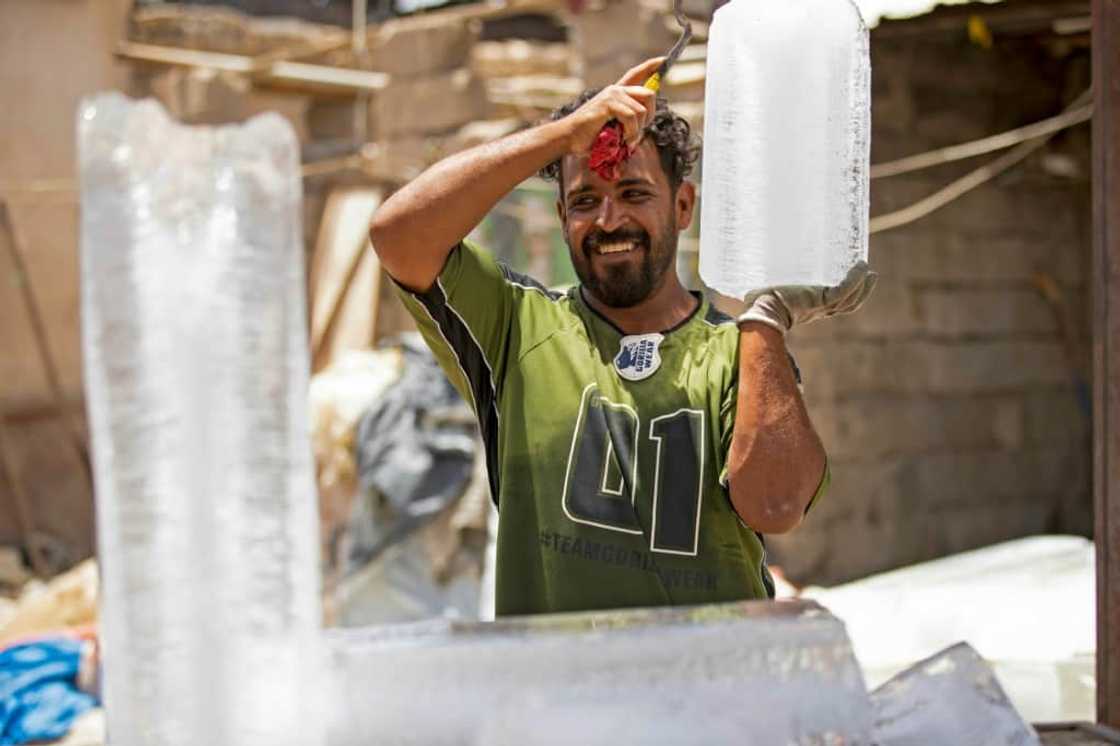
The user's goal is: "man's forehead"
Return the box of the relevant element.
[561,141,665,197]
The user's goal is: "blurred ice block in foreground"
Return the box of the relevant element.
[79,94,323,746]
[325,600,873,745]
[700,0,870,297]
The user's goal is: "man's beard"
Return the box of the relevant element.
[574,223,677,309]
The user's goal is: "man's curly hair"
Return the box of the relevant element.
[538,89,701,191]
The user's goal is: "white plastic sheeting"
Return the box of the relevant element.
[804,536,1095,721]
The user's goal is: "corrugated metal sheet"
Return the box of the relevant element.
[854,0,1005,27]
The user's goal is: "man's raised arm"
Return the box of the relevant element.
[726,263,878,533]
[368,57,662,293]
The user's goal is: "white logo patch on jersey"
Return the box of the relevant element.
[614,333,664,381]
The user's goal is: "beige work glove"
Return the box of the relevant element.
[737,261,878,334]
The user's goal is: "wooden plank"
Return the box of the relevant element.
[1093,0,1120,728]
[309,188,383,372]
[116,41,389,95]
[118,41,255,73]
[270,60,388,95]
[246,36,353,75]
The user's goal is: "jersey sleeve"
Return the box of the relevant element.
[393,239,513,423]
[718,353,829,517]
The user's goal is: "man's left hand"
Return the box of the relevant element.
[736,261,878,334]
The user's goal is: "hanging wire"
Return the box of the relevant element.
[869,89,1093,234]
[870,93,1093,179]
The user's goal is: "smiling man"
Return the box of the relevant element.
[369,58,876,616]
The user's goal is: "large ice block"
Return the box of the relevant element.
[871,643,1040,746]
[699,0,870,297]
[79,94,323,746]
[325,600,873,745]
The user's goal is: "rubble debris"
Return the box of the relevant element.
[309,347,404,604]
[309,335,490,627]
[352,336,477,561]
[0,560,96,647]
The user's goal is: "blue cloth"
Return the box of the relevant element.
[0,639,97,745]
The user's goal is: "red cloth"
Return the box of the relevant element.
[588,122,631,182]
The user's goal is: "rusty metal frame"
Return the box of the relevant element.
[1094,0,1119,727]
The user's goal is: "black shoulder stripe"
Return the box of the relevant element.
[788,353,802,386]
[755,532,777,600]
[413,281,502,507]
[704,303,736,325]
[709,300,802,386]
[498,263,563,300]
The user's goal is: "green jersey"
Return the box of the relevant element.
[397,240,827,616]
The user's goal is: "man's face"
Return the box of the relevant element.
[558,141,695,309]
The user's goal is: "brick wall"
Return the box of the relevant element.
[768,28,1094,585]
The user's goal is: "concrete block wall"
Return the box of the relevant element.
[768,31,1093,585]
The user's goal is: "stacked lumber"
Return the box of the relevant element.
[122,0,713,186]
[130,5,347,56]
[115,0,717,341]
